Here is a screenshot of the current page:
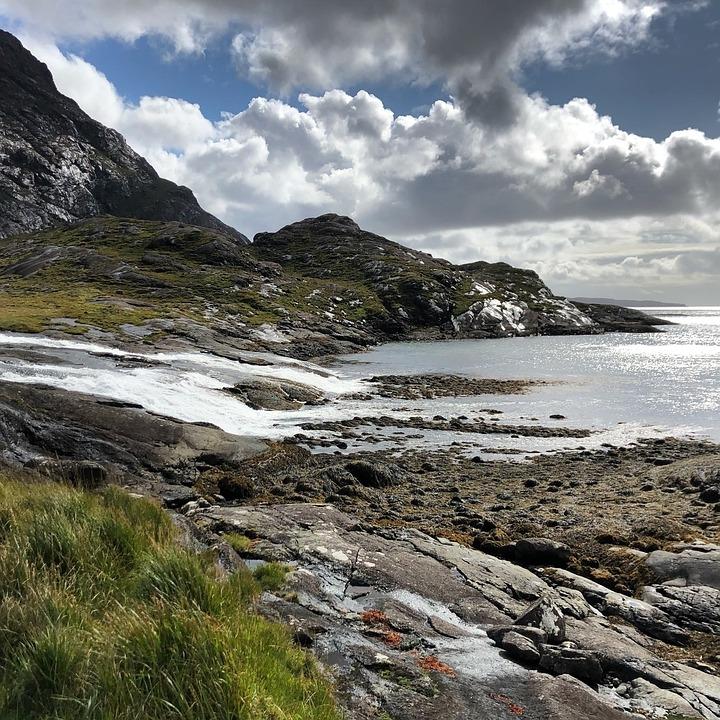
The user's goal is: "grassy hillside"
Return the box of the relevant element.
[0,216,387,344]
[0,474,339,720]
[0,214,595,349]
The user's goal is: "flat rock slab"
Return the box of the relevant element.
[646,548,720,589]
[194,502,720,720]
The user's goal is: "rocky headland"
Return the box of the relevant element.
[0,29,716,720]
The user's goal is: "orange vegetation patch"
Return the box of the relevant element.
[488,692,525,716]
[382,631,403,647]
[361,609,389,625]
[415,655,456,677]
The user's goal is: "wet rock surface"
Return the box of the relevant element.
[187,502,719,720]
[366,373,537,399]
[1,366,719,719]
[225,377,326,410]
[297,414,591,439]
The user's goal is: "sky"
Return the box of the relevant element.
[1,1,719,304]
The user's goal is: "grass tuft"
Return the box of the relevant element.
[224,532,254,554]
[253,562,289,593]
[0,474,338,720]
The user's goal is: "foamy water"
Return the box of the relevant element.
[0,333,362,438]
[0,307,717,454]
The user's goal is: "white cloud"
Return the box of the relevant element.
[3,0,678,125]
[21,36,216,159]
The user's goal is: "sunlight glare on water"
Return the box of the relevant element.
[335,307,720,441]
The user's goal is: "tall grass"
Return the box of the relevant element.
[0,477,339,720]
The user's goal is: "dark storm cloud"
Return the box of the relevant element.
[3,0,657,124]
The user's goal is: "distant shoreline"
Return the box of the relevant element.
[571,296,686,308]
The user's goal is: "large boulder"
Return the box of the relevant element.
[344,460,404,488]
[514,597,566,644]
[539,646,604,685]
[515,537,572,567]
[646,546,720,589]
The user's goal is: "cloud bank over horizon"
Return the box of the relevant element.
[2,0,719,303]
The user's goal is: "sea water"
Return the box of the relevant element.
[334,307,720,444]
[0,307,717,455]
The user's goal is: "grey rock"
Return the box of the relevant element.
[160,485,200,509]
[699,486,720,503]
[641,584,720,634]
[646,547,720,589]
[487,625,548,646]
[515,537,572,567]
[515,597,566,644]
[344,460,403,488]
[0,382,265,497]
[542,567,690,645]
[428,615,470,638]
[501,631,542,665]
[539,645,604,684]
[624,678,704,719]
[194,502,640,719]
[227,378,324,411]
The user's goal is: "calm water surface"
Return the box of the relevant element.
[334,307,720,443]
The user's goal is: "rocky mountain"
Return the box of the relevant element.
[457,260,595,336]
[0,210,671,360]
[0,31,674,355]
[254,213,596,341]
[0,30,247,243]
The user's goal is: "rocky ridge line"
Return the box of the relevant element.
[0,31,247,243]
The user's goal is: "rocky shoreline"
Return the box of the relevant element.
[178,427,720,720]
[1,359,718,719]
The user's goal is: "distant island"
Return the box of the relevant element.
[571,296,686,308]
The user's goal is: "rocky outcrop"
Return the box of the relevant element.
[0,31,247,242]
[187,502,720,720]
[459,261,597,336]
[641,543,720,635]
[0,382,265,504]
[255,214,598,340]
[572,301,673,333]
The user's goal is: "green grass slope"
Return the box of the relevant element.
[0,474,338,720]
[0,216,386,344]
[0,213,596,348]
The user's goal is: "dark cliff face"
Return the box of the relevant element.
[0,30,248,243]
